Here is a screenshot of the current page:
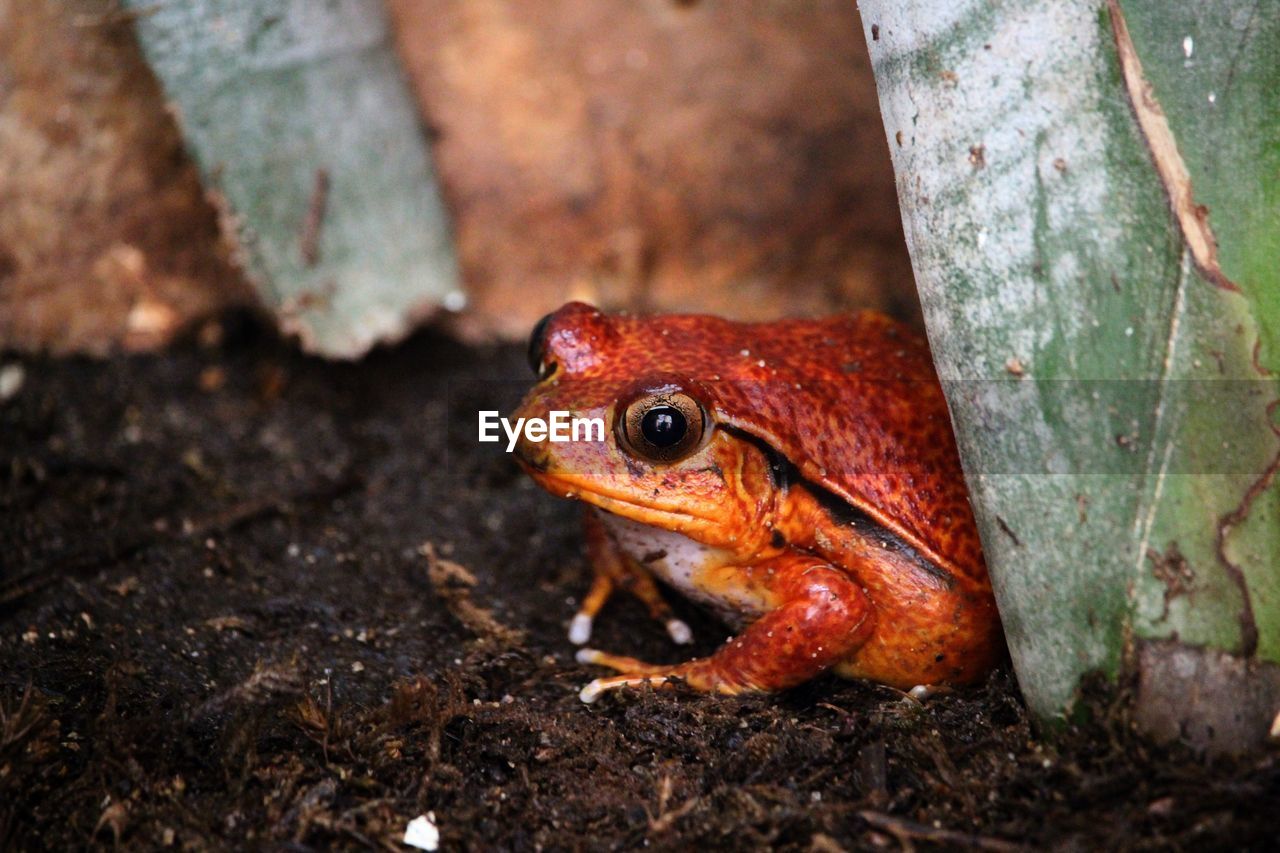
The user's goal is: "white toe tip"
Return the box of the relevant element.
[579,680,605,704]
[568,614,593,645]
[666,619,693,645]
[908,684,932,701]
[575,648,601,665]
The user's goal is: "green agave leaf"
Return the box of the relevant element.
[860,0,1279,751]
[125,0,460,357]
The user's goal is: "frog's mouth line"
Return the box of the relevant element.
[522,466,724,533]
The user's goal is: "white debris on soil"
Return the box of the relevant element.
[0,363,25,402]
[403,813,440,851]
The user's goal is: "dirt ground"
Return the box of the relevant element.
[1,317,1276,850]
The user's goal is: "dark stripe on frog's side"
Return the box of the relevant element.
[806,483,954,588]
[720,425,953,588]
[764,446,790,492]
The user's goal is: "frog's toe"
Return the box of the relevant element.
[575,648,669,674]
[576,652,679,703]
[665,618,693,645]
[568,613,594,645]
[906,684,952,701]
[580,675,663,704]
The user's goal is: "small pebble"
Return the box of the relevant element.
[0,363,24,402]
[403,814,440,851]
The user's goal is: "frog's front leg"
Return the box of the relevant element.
[575,556,873,703]
[569,508,693,646]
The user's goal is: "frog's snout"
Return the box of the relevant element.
[510,414,561,475]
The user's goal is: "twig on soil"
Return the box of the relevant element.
[809,833,849,853]
[0,683,52,759]
[190,661,305,722]
[323,671,333,765]
[275,777,337,843]
[93,800,130,846]
[0,574,55,609]
[647,774,698,833]
[419,543,524,648]
[855,740,889,808]
[857,811,1025,852]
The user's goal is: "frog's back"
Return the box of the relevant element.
[706,311,984,584]
[555,304,985,583]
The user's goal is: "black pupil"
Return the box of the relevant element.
[640,405,687,448]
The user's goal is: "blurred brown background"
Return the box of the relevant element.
[0,0,914,355]
[0,0,250,355]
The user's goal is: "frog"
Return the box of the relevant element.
[511,301,1001,703]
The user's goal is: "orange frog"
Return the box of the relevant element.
[512,302,1001,703]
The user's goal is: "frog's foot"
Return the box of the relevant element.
[574,508,692,647]
[580,674,680,704]
[567,575,692,647]
[906,684,952,701]
[575,562,873,704]
[613,570,693,645]
[575,648,672,674]
[574,649,698,703]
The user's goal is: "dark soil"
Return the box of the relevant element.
[1,319,1276,850]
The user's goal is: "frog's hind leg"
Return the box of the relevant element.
[576,558,873,703]
[570,509,692,646]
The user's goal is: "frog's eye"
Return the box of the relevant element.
[527,312,554,379]
[619,392,707,463]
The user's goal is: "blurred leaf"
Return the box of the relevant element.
[126,0,460,357]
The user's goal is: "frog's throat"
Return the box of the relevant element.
[524,467,726,537]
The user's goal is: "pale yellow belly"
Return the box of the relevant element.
[597,511,770,628]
